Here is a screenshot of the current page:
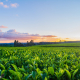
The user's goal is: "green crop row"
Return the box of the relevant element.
[0,46,80,80]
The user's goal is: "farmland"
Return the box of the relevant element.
[0,43,80,80]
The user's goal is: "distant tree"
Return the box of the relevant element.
[27,41,29,43]
[54,41,56,44]
[16,40,18,43]
[14,40,24,47]
[14,40,17,47]
[30,40,34,43]
[30,40,34,46]
[64,40,66,43]
[27,41,29,46]
[16,40,18,46]
[59,40,61,43]
[26,40,35,46]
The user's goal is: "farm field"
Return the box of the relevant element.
[40,42,80,47]
[0,43,80,80]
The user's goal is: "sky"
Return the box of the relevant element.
[0,0,80,43]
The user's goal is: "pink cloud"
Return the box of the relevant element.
[3,5,9,8]
[43,35,57,37]
[0,2,3,5]
[11,3,19,8]
[6,0,8,1]
[0,29,59,42]
[65,38,69,39]
[0,30,2,32]
[0,2,19,8]
[0,2,9,8]
[0,25,8,28]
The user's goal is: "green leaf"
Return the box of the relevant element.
[65,64,69,70]
[1,70,6,75]
[18,68,25,73]
[43,69,48,75]
[15,72,22,80]
[11,64,18,71]
[32,71,36,79]
[0,69,1,75]
[59,68,64,77]
[9,70,16,76]
[9,76,12,80]
[36,68,42,76]
[44,77,48,80]
[72,69,78,80]
[48,67,54,75]
[1,78,9,80]
[24,73,28,77]
[55,68,64,79]
[0,64,5,70]
[77,64,80,69]
[55,71,59,79]
[9,70,22,80]
[65,69,71,80]
[25,74,32,80]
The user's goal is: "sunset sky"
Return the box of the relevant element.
[0,0,80,43]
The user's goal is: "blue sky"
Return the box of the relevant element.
[0,0,80,42]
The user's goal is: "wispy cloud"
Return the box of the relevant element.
[11,3,19,8]
[0,2,3,5]
[65,38,69,39]
[16,14,19,17]
[0,2,19,8]
[0,29,59,42]
[0,2,9,8]
[0,30,2,32]
[43,35,57,37]
[0,25,8,28]
[3,5,9,8]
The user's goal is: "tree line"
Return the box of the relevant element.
[14,40,35,47]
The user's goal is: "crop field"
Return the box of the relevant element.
[0,43,80,80]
